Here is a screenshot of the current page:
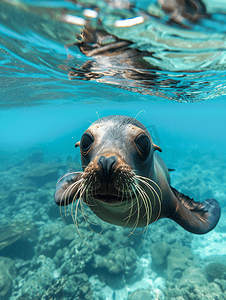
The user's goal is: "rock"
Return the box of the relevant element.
[0,220,36,251]
[0,256,16,299]
[150,241,194,281]
[41,273,93,300]
[95,247,141,289]
[150,241,171,266]
[166,280,224,300]
[27,150,44,164]
[21,255,55,298]
[95,247,137,275]
[59,224,80,240]
[24,162,64,187]
[128,288,153,300]
[205,262,226,281]
[214,279,226,292]
[166,243,194,281]
[178,267,208,287]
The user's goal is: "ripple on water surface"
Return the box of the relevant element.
[1,0,226,106]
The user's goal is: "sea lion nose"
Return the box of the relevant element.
[97,155,117,184]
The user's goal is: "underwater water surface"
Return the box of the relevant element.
[0,0,226,299]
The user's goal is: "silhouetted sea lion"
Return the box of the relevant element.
[55,115,221,234]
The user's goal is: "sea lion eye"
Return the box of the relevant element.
[80,132,94,151]
[135,134,150,155]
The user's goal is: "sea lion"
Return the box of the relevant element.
[55,115,221,234]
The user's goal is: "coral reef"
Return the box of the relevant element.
[0,150,225,299]
[150,242,194,281]
[95,247,141,289]
[205,263,226,281]
[166,281,225,300]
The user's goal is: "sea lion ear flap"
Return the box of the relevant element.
[153,143,162,152]
[75,141,80,148]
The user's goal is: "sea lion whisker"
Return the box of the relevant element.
[135,184,150,221]
[136,176,162,221]
[121,180,133,213]
[140,181,161,222]
[134,110,146,120]
[124,183,148,232]
[131,178,154,230]
[126,183,141,212]
[61,178,84,206]
[136,175,162,200]
[122,177,138,210]
[135,177,157,205]
[70,184,85,220]
[135,179,158,226]
[70,180,89,218]
[71,198,95,249]
[129,186,151,237]
[133,182,151,228]
[71,194,101,248]
[137,224,149,249]
[123,187,137,227]
[67,180,85,217]
[56,171,82,185]
[127,188,142,236]
[78,196,104,237]
[67,178,84,199]
[59,180,84,221]
[82,183,99,208]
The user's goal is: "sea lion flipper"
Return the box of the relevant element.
[170,187,221,234]
[55,172,82,206]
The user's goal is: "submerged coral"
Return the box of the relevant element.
[0,149,225,299]
[150,242,194,281]
[205,262,226,281]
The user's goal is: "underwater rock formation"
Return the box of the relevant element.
[150,242,194,281]
[0,256,16,299]
[166,281,225,300]
[166,243,194,281]
[127,288,155,300]
[150,241,171,267]
[95,247,141,288]
[178,267,208,287]
[27,150,44,164]
[24,162,64,187]
[205,262,226,282]
[41,273,93,300]
[20,255,56,298]
[0,220,36,251]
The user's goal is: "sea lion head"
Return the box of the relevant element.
[76,115,161,179]
[55,115,162,228]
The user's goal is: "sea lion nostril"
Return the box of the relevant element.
[97,155,117,184]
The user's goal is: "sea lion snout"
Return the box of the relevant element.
[81,153,133,203]
[97,155,117,184]
[85,153,132,185]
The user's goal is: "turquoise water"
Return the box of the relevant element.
[0,0,226,299]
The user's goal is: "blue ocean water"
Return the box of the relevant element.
[0,0,226,299]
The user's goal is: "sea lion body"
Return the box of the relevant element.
[55,115,221,234]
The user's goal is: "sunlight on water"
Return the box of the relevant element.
[1,0,226,105]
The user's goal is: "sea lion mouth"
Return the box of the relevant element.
[91,189,134,204]
[93,193,124,203]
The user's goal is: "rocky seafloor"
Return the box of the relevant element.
[0,148,225,300]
